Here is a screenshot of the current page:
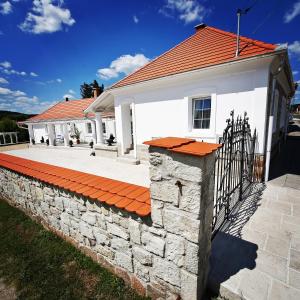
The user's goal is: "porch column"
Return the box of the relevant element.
[15,133,18,144]
[63,123,69,147]
[28,124,34,145]
[91,120,96,143]
[9,133,13,144]
[95,112,104,144]
[47,124,55,146]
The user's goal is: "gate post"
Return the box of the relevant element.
[144,137,220,300]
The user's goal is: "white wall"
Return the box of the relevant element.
[114,58,271,154]
[32,118,116,145]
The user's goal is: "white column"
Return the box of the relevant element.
[63,123,69,147]
[28,124,34,145]
[15,133,18,144]
[91,120,96,143]
[95,112,104,144]
[47,124,55,146]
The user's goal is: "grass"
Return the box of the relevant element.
[0,198,147,300]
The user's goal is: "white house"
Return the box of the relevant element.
[85,24,295,179]
[22,91,116,147]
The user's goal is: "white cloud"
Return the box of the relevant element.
[0,61,11,68]
[63,93,75,99]
[68,89,75,94]
[284,1,300,23]
[0,30,3,35]
[30,71,38,77]
[159,0,209,24]
[133,15,139,23]
[56,78,62,83]
[0,77,9,84]
[293,71,299,76]
[16,96,39,104]
[19,0,75,34]
[0,1,12,15]
[289,41,300,58]
[97,54,150,80]
[3,68,27,76]
[0,86,26,97]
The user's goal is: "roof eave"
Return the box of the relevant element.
[108,50,283,93]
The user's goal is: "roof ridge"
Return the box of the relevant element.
[109,32,198,90]
[206,26,276,50]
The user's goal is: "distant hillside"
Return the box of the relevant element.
[0,110,36,122]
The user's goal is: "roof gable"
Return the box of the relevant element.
[110,25,277,89]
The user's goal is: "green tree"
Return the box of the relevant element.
[80,80,104,99]
[0,117,18,132]
[80,82,93,98]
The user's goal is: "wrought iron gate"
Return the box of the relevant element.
[212,111,257,236]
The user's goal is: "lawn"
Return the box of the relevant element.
[0,198,147,300]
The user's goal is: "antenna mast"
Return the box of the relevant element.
[235,7,251,57]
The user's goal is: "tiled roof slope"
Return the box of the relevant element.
[144,137,221,156]
[0,153,150,217]
[25,98,115,123]
[111,25,276,89]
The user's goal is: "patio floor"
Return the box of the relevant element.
[4,147,150,187]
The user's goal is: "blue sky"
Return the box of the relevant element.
[0,0,300,114]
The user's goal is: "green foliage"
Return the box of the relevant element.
[0,199,147,300]
[0,116,29,142]
[80,80,104,98]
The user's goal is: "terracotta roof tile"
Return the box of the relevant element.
[111,25,277,89]
[0,153,151,217]
[144,137,220,157]
[23,98,115,123]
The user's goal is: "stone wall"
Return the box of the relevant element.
[0,143,216,299]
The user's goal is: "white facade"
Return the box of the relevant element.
[31,118,116,145]
[112,57,273,155]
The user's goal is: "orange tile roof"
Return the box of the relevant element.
[111,25,277,89]
[0,153,150,217]
[144,137,221,157]
[24,98,115,123]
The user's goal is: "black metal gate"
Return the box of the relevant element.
[212,111,257,236]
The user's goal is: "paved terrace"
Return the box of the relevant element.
[4,148,150,187]
[209,132,300,300]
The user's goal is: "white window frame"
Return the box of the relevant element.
[192,97,212,130]
[185,92,217,138]
[86,122,92,134]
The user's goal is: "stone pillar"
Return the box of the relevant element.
[28,124,34,145]
[95,112,104,144]
[63,123,69,147]
[91,120,96,143]
[144,137,219,300]
[47,124,55,146]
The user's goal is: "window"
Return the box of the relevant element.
[193,97,211,129]
[102,122,106,134]
[87,123,92,134]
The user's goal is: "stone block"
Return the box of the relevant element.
[79,221,94,239]
[153,256,180,287]
[148,226,166,237]
[60,212,71,226]
[107,223,129,240]
[290,249,300,272]
[111,237,131,255]
[268,278,300,300]
[180,269,198,300]
[69,216,80,229]
[44,186,54,196]
[163,209,201,243]
[54,196,65,211]
[184,242,199,274]
[93,227,109,245]
[95,245,115,260]
[40,201,50,215]
[151,199,164,227]
[60,221,70,236]
[82,212,97,226]
[96,214,107,230]
[150,180,179,205]
[141,232,165,257]
[131,276,146,296]
[35,187,44,201]
[166,233,185,267]
[133,246,152,266]
[129,219,141,244]
[115,252,133,272]
[179,183,201,215]
[134,260,150,282]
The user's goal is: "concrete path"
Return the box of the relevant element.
[4,148,150,187]
[208,175,300,300]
